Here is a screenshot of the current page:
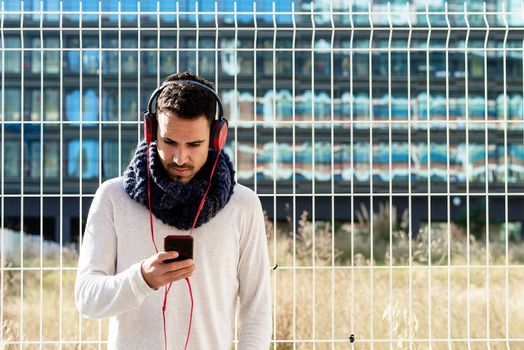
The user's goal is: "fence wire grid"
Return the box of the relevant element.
[1,1,524,350]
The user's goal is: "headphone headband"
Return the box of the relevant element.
[144,78,228,150]
[146,79,224,120]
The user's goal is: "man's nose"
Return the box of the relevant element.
[173,147,188,165]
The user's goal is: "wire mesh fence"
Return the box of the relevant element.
[1,1,524,349]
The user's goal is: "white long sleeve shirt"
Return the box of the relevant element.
[74,177,272,350]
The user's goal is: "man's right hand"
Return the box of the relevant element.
[140,251,196,290]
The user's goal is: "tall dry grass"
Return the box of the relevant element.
[266,207,524,350]
[2,207,524,350]
[2,254,108,350]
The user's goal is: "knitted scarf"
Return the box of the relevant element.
[123,140,236,230]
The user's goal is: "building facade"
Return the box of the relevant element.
[2,0,524,244]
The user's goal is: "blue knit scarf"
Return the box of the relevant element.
[122,140,236,231]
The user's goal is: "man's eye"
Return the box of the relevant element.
[164,139,174,145]
[190,143,201,148]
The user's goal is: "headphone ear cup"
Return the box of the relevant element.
[210,118,228,150]
[144,112,157,144]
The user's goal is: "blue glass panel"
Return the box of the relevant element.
[43,0,59,22]
[83,89,99,122]
[83,0,98,11]
[6,1,21,11]
[102,0,118,12]
[121,1,137,12]
[66,50,80,73]
[62,1,79,11]
[68,140,99,179]
[66,90,81,121]
[140,0,157,11]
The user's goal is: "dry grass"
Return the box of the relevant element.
[2,256,108,350]
[2,211,524,350]
[266,209,524,350]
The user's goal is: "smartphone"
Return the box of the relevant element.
[163,235,193,263]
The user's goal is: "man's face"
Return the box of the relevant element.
[156,111,210,184]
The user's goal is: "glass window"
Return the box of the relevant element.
[5,35,21,73]
[65,50,80,73]
[160,33,177,49]
[277,90,293,121]
[121,88,138,121]
[29,37,42,73]
[5,51,21,73]
[238,91,255,121]
[509,144,524,183]
[122,33,138,49]
[256,142,275,181]
[26,140,41,179]
[314,92,331,121]
[5,34,21,48]
[102,88,118,121]
[236,141,255,180]
[334,142,351,182]
[278,142,294,181]
[43,0,60,22]
[83,89,99,121]
[142,51,158,77]
[353,142,371,183]
[121,51,138,75]
[103,50,119,74]
[6,1,20,11]
[179,51,197,73]
[101,0,118,12]
[353,94,370,123]
[81,0,99,24]
[101,33,118,49]
[139,0,157,11]
[3,6,21,26]
[121,142,137,173]
[104,140,138,176]
[5,88,22,121]
[44,50,60,74]
[43,141,59,178]
[67,140,99,179]
[295,141,313,182]
[82,33,99,49]
[160,51,177,76]
[4,139,21,178]
[61,0,79,11]
[237,51,254,76]
[103,141,119,179]
[65,89,99,121]
[29,89,41,121]
[83,50,99,74]
[198,52,215,76]
[4,37,21,73]
[65,89,80,121]
[44,89,60,121]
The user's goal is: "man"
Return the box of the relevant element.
[74,71,272,349]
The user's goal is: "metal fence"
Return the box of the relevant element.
[1,1,524,349]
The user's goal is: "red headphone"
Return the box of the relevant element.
[143,79,228,149]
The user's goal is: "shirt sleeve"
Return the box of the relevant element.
[74,181,157,319]
[237,193,272,350]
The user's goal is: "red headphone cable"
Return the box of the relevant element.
[146,144,159,254]
[147,144,222,350]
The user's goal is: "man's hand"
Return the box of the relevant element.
[140,251,196,290]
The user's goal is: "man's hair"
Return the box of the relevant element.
[156,71,217,125]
